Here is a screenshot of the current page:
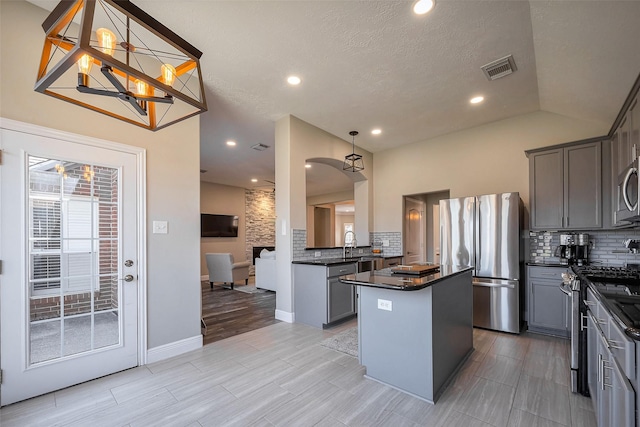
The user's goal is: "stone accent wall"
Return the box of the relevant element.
[529,229,640,266]
[245,189,276,273]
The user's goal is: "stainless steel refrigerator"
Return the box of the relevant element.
[440,192,523,333]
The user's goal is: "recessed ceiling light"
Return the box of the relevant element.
[470,96,484,104]
[305,164,312,169]
[413,0,435,15]
[371,129,382,135]
[287,76,301,85]
[251,178,258,183]
[226,140,236,146]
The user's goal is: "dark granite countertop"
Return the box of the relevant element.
[292,254,404,266]
[573,266,640,341]
[292,258,361,266]
[339,266,473,291]
[526,262,568,267]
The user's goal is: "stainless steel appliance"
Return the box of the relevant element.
[560,270,587,395]
[568,265,640,396]
[616,144,640,222]
[440,192,523,333]
[555,233,589,265]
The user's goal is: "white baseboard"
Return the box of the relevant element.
[146,334,203,364]
[275,309,294,323]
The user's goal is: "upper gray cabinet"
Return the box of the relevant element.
[528,140,602,230]
[610,93,640,227]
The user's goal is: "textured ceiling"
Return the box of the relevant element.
[28,1,640,196]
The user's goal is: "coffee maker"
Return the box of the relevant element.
[555,233,589,265]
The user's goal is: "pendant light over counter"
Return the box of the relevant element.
[343,130,364,172]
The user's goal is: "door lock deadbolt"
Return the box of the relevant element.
[124,260,134,267]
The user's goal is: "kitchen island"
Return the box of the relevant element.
[339,266,473,403]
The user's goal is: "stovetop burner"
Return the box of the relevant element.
[575,265,640,336]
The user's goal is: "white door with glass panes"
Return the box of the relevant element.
[0,122,142,406]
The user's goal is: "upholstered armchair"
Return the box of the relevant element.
[205,253,251,290]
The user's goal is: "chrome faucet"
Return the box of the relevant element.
[343,231,357,258]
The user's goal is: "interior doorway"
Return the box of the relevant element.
[402,190,450,264]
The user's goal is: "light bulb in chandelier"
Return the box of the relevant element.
[77,54,93,75]
[77,54,93,87]
[134,79,150,96]
[96,28,117,56]
[161,64,177,87]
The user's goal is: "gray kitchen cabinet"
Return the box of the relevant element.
[526,266,570,337]
[293,262,356,329]
[528,141,602,230]
[586,308,599,413]
[585,286,636,427]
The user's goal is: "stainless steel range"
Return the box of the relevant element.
[568,264,640,397]
[581,265,640,336]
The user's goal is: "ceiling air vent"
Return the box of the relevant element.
[251,143,270,151]
[481,55,517,81]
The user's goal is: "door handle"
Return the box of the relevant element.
[622,166,637,211]
[122,274,134,282]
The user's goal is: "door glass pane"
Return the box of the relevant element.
[28,156,120,366]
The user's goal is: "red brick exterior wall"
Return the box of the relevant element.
[29,164,120,321]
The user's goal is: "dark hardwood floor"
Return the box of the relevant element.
[201,279,278,346]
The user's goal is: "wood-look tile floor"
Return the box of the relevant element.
[201,278,279,346]
[1,320,597,427]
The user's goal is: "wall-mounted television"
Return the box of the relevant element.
[201,214,239,237]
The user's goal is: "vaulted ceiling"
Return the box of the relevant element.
[29,1,640,195]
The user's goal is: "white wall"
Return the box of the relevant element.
[275,115,374,320]
[1,1,201,350]
[373,111,608,232]
[200,182,247,275]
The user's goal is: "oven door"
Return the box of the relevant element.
[616,157,640,222]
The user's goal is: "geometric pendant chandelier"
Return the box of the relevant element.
[35,0,207,131]
[343,130,364,172]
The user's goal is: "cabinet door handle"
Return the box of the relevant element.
[584,300,596,306]
[580,313,588,331]
[598,353,603,384]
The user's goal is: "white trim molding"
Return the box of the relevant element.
[146,335,203,364]
[275,309,294,323]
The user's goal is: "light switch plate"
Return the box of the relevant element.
[382,239,390,247]
[153,221,168,234]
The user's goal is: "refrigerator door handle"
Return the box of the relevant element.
[472,278,518,288]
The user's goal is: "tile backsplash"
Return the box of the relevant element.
[292,229,403,260]
[528,228,640,266]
